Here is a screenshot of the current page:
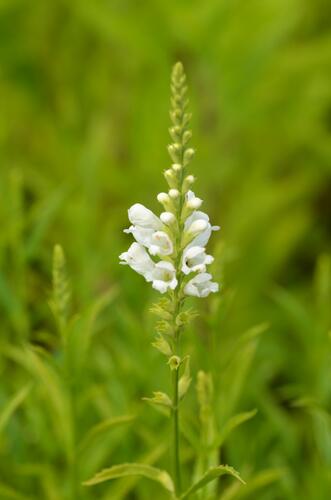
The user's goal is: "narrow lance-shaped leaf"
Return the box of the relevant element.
[220,468,284,500]
[180,465,245,499]
[215,409,257,448]
[0,383,32,435]
[83,463,175,494]
[79,415,135,452]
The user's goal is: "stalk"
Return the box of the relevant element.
[117,61,221,498]
[172,358,181,495]
[169,62,192,497]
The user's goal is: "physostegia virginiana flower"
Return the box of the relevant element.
[120,61,219,495]
[85,62,244,499]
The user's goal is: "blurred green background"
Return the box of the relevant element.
[1,0,331,498]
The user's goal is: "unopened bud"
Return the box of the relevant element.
[188,219,208,235]
[160,212,175,225]
[169,189,180,199]
[183,175,195,191]
[167,143,182,162]
[183,148,195,165]
[164,168,177,188]
[187,197,202,209]
[183,130,192,144]
[172,163,182,172]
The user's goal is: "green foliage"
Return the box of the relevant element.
[0,0,331,498]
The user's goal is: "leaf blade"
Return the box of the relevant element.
[83,463,175,493]
[181,465,245,499]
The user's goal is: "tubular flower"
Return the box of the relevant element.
[182,246,214,275]
[184,210,220,248]
[184,273,219,297]
[119,243,154,281]
[149,231,174,256]
[151,262,177,293]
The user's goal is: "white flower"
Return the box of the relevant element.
[149,231,173,256]
[128,203,162,230]
[185,211,220,247]
[182,246,214,274]
[119,243,154,281]
[184,273,219,297]
[124,203,174,256]
[186,190,202,209]
[151,261,177,293]
[124,226,154,247]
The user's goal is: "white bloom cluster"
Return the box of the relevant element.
[120,189,219,297]
[120,62,219,299]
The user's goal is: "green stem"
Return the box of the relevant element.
[172,362,181,496]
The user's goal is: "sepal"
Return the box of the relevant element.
[152,334,173,357]
[143,391,173,408]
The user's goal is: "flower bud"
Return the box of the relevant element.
[183,130,192,144]
[171,109,183,125]
[187,196,202,210]
[168,143,182,162]
[160,212,175,225]
[183,148,195,165]
[183,175,195,191]
[157,192,169,204]
[164,168,177,188]
[169,125,182,142]
[169,189,180,199]
[157,192,172,210]
[172,163,182,172]
[187,219,208,236]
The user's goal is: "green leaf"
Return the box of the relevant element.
[83,463,175,493]
[104,444,167,499]
[0,384,32,436]
[79,415,135,451]
[220,468,284,500]
[0,482,31,500]
[180,465,245,499]
[215,409,257,448]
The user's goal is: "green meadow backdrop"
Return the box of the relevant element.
[0,0,331,498]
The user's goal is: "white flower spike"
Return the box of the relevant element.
[120,62,219,301]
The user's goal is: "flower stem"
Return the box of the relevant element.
[172,360,181,496]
